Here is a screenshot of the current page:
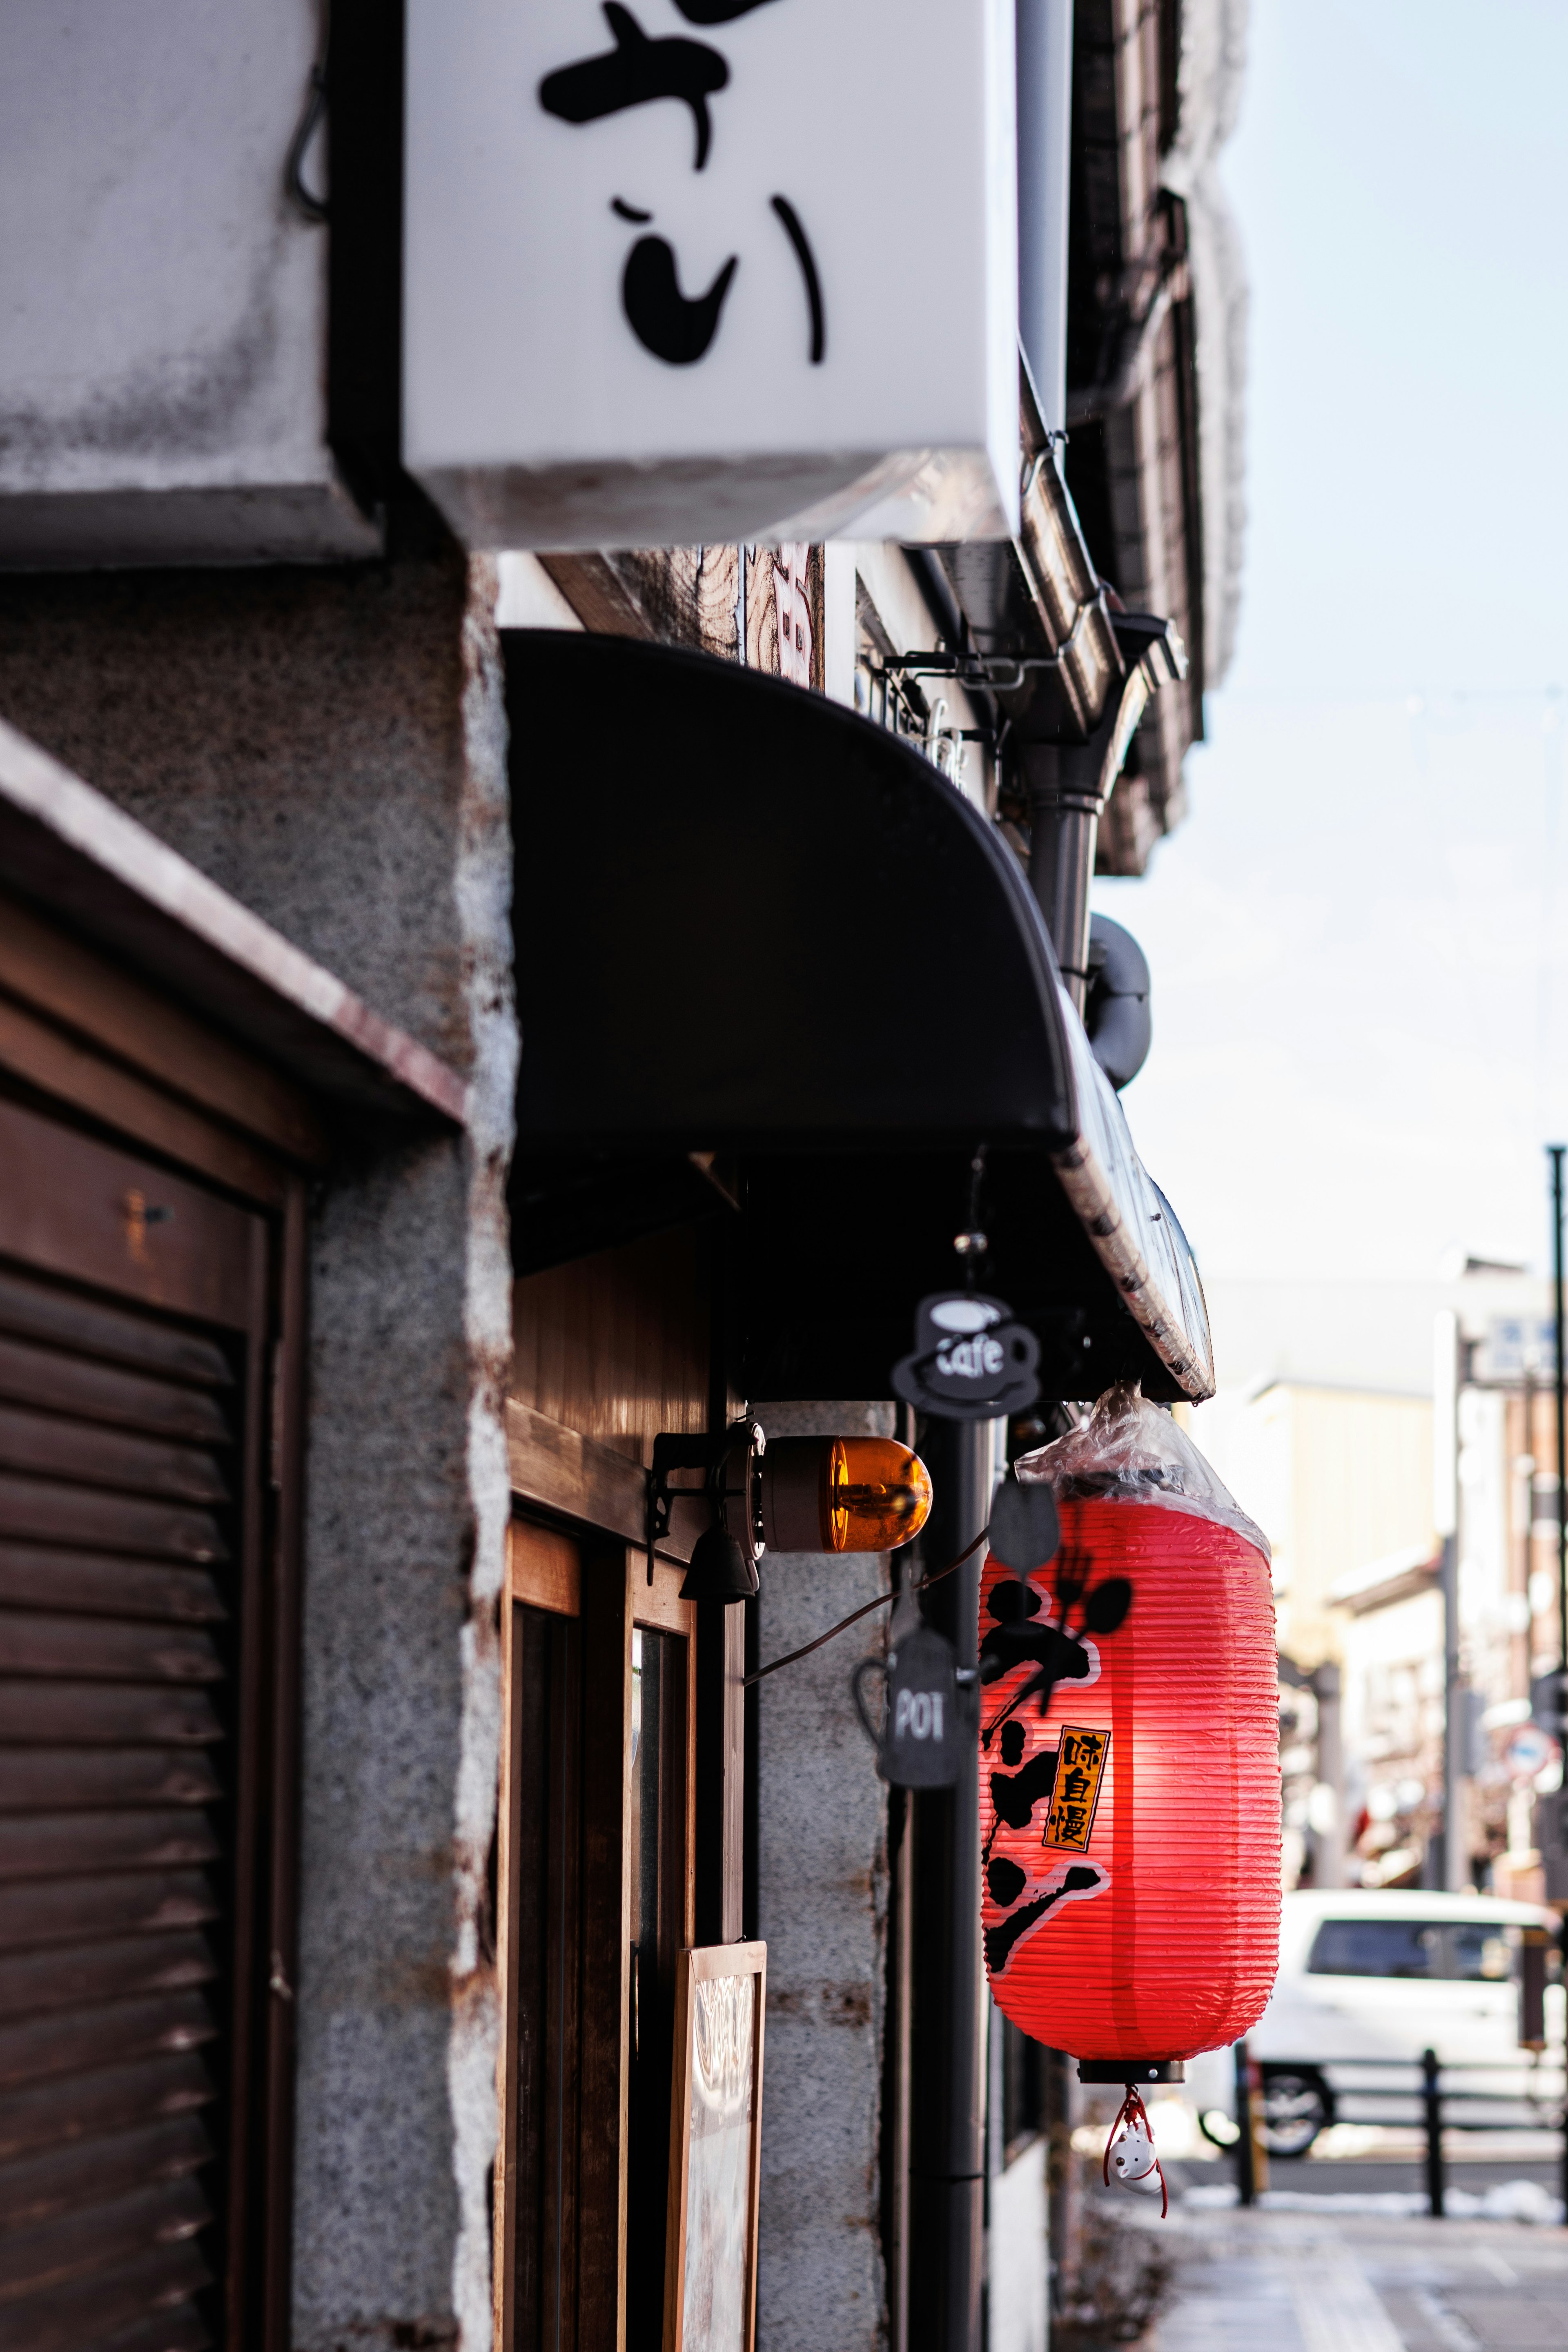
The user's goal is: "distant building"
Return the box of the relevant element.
[1194,1268,1559,1900]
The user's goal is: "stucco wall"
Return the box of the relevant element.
[0,0,378,561]
[0,555,516,2350]
[752,1399,896,2352]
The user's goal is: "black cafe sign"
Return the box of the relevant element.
[892,1292,1040,1423]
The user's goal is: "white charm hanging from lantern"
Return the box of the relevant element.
[1102,2086,1167,2218]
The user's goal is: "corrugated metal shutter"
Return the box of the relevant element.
[0,1256,240,2351]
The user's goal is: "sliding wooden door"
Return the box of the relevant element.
[0,1092,302,2351]
[497,1523,695,2352]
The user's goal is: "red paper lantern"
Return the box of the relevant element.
[978,1400,1280,2068]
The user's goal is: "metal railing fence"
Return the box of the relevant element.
[1243,2049,1568,2218]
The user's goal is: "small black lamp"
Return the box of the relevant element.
[648,1420,765,1606]
[681,1517,760,1604]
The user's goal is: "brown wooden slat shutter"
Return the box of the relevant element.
[0,1106,273,2352]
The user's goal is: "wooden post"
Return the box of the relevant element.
[695,1604,746,1944]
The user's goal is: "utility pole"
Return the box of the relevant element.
[1552,1145,1567,1682]
[1434,1309,1465,1891]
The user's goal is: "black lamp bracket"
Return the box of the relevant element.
[646,1417,765,1563]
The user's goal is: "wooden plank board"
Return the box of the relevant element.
[0,986,290,1212]
[0,1548,225,1626]
[0,1748,220,1815]
[0,1682,221,1746]
[0,1810,223,1882]
[0,1478,226,1567]
[0,1096,265,1330]
[0,1936,217,2027]
[0,2051,215,2163]
[0,1614,222,1684]
[0,1334,231,1443]
[0,1407,229,1504]
[0,1269,232,1387]
[0,1990,216,2095]
[0,2230,212,2343]
[0,2111,211,2232]
[0,2172,211,2304]
[508,1519,579,1617]
[0,1869,219,1953]
[0,887,325,1165]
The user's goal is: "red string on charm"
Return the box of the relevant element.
[1101,2083,1167,2218]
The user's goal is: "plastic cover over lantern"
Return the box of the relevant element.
[978,1386,1280,2067]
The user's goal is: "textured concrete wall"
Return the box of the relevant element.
[753,1401,896,2352]
[0,557,516,2351]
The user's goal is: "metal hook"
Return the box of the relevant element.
[285,5,331,224]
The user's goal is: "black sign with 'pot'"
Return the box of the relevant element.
[891,1292,1040,1423]
[853,1620,972,1789]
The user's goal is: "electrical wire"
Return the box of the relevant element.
[742,1523,991,1688]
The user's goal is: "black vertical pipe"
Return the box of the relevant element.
[1232,2042,1256,2208]
[1044,2047,1078,2318]
[908,1418,991,2352]
[1551,1145,1566,1682]
[883,1782,914,2352]
[1422,2047,1445,2216]
[1560,1930,1568,2229]
[1023,741,1104,1013]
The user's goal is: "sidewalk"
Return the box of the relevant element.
[1138,2194,1568,2351]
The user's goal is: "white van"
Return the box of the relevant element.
[1247,1888,1563,2155]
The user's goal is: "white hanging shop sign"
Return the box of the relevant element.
[404,0,1020,551]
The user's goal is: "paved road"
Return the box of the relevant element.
[1140,2192,1568,2351]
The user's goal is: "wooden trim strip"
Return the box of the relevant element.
[506,1401,702,1564]
[506,1521,695,1633]
[0,717,468,1129]
[0,889,324,1166]
[0,989,290,1209]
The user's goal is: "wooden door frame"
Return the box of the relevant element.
[496,1517,698,2352]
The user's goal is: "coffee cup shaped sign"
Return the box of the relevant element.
[852,1621,966,1788]
[892,1292,1040,1423]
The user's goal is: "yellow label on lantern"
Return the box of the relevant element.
[1043,1726,1110,1852]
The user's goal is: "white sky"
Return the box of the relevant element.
[1096,0,1568,1291]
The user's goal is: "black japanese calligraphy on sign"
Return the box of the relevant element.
[984,1858,1109,1976]
[1043,1726,1109,1850]
[538,0,826,368]
[978,1562,1131,1747]
[979,1565,1127,1975]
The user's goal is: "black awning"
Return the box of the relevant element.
[507,630,1074,1152]
[505,630,1213,1403]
